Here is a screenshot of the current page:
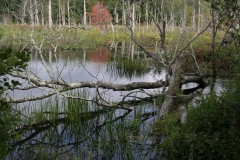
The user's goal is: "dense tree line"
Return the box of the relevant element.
[0,0,213,31]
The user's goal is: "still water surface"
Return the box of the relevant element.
[7,43,228,160]
[7,43,164,160]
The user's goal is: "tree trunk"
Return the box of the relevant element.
[192,0,196,31]
[159,54,185,117]
[83,0,87,26]
[122,0,126,26]
[61,5,66,26]
[114,3,119,33]
[41,2,44,26]
[198,0,201,33]
[145,2,149,30]
[138,1,141,33]
[131,3,135,33]
[159,53,207,117]
[67,0,70,28]
[29,0,34,26]
[211,4,217,77]
[22,0,27,25]
[181,0,187,33]
[49,0,53,29]
[160,0,167,60]
[34,0,39,26]
[170,10,174,31]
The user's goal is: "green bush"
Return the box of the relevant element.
[154,78,240,160]
[0,48,30,158]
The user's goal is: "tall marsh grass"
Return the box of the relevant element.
[8,88,159,159]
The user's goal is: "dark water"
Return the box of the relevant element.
[6,43,164,160]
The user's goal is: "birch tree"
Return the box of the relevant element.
[21,0,28,25]
[48,0,53,29]
[34,0,39,26]
[83,0,87,26]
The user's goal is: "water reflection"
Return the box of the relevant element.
[88,47,111,63]
[7,97,159,160]
[7,43,163,159]
[9,44,164,100]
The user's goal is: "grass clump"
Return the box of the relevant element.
[107,56,150,80]
[154,77,240,160]
[115,57,146,71]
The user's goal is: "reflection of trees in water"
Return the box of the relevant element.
[8,106,158,160]
[6,43,162,159]
[88,47,111,63]
[107,56,154,80]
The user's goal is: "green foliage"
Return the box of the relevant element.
[0,48,30,93]
[154,77,240,159]
[0,48,29,158]
[0,100,16,156]
[59,27,129,50]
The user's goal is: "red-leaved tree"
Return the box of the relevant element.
[90,3,112,33]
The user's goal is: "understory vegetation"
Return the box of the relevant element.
[0,48,29,157]
[154,66,240,159]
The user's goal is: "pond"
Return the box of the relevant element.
[6,42,229,160]
[6,42,165,160]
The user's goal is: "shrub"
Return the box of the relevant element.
[154,77,240,160]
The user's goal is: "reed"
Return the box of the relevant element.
[107,56,152,80]
[9,90,158,159]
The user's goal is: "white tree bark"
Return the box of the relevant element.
[114,2,119,32]
[34,0,39,26]
[41,2,44,26]
[181,0,187,33]
[145,2,149,30]
[21,0,28,25]
[29,0,34,26]
[131,3,135,33]
[83,0,87,26]
[170,10,174,31]
[48,0,53,29]
[61,5,66,26]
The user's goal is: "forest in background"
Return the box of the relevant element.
[0,0,214,33]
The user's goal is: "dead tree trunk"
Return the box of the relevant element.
[160,53,206,117]
[160,54,185,117]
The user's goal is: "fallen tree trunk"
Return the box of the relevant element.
[8,71,204,103]
[10,72,203,91]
